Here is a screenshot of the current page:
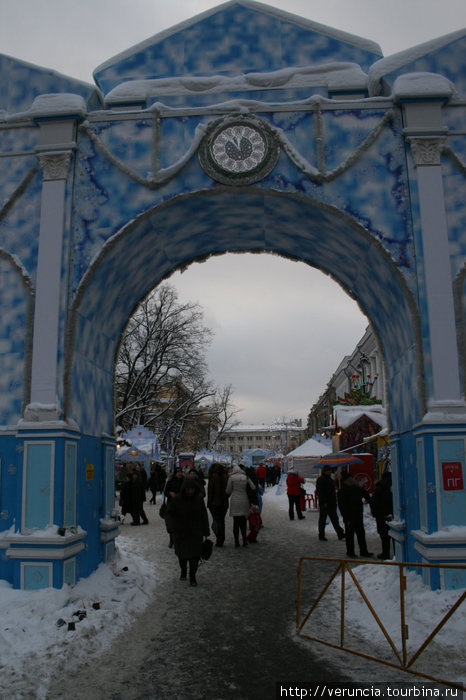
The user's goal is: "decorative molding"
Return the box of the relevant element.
[79,107,395,189]
[37,150,72,180]
[2,530,86,545]
[6,542,85,559]
[414,542,466,561]
[100,529,119,543]
[408,137,446,167]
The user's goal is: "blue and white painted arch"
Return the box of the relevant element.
[0,1,464,589]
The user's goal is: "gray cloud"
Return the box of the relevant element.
[171,254,368,423]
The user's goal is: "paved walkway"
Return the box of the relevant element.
[49,490,386,700]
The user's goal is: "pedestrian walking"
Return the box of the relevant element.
[371,471,393,559]
[130,470,149,526]
[256,463,266,490]
[286,468,305,521]
[207,462,229,547]
[155,462,167,494]
[148,464,158,505]
[165,479,210,587]
[164,468,185,546]
[315,466,345,541]
[337,471,373,558]
[225,465,256,547]
[119,473,132,523]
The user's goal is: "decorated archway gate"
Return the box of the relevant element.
[0,2,464,589]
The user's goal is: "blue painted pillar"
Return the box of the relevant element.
[2,101,101,589]
[392,78,466,589]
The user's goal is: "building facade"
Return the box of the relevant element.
[217,421,306,460]
[308,326,387,436]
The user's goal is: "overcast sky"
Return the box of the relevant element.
[1,0,465,426]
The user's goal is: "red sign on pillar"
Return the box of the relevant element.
[441,462,464,491]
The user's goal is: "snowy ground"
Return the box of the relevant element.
[1,480,465,697]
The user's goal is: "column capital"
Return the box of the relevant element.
[37,150,72,181]
[407,136,446,167]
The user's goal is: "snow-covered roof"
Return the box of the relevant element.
[228,423,304,432]
[287,437,332,458]
[333,405,387,430]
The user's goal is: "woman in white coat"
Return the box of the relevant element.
[225,465,256,547]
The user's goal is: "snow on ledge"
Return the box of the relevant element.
[392,73,456,102]
[0,525,86,544]
[412,527,466,544]
[3,93,87,122]
[104,63,369,102]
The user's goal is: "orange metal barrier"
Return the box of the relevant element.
[296,556,466,692]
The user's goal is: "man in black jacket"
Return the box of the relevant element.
[371,472,393,559]
[337,471,373,558]
[315,466,345,541]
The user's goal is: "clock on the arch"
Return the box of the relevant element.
[199,116,279,185]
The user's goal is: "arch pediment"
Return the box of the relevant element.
[369,29,466,97]
[93,0,382,102]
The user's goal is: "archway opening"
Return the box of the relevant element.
[67,187,423,439]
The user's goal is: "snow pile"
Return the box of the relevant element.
[340,563,464,651]
[0,538,158,696]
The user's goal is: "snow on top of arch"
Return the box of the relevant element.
[368,28,466,95]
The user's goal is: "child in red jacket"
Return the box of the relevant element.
[246,504,263,542]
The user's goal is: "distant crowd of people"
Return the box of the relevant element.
[117,458,393,587]
[119,461,167,526]
[163,462,266,586]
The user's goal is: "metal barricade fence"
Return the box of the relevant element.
[296,556,466,692]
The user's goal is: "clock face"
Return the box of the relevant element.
[199,117,279,185]
[211,124,267,174]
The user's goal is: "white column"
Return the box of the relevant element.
[27,147,72,419]
[408,136,462,406]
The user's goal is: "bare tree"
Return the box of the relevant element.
[115,284,238,455]
[115,284,212,433]
[209,384,241,447]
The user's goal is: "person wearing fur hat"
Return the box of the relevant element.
[337,471,373,559]
[165,478,210,587]
[225,465,256,547]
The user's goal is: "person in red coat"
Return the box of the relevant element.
[246,504,263,542]
[256,463,267,490]
[286,468,306,520]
